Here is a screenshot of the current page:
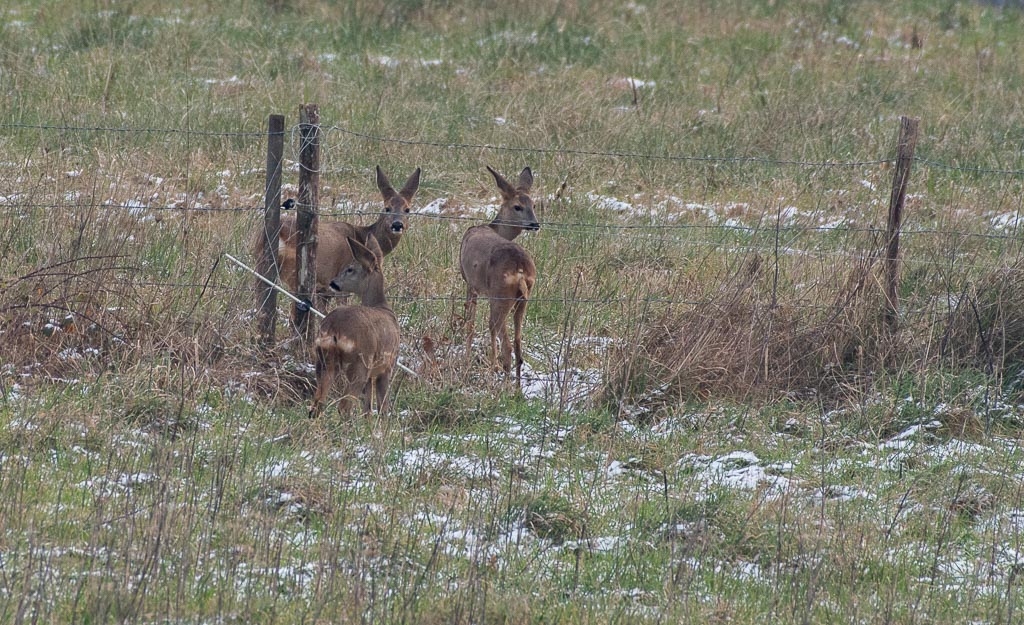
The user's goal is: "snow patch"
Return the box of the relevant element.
[418,198,447,215]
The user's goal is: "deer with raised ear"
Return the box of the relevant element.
[309,235,401,417]
[256,165,420,302]
[459,166,540,386]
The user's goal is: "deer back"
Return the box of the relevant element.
[316,306,400,375]
[460,230,537,295]
[259,166,420,294]
[275,217,375,293]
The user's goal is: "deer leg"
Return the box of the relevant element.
[337,362,367,416]
[374,371,392,414]
[310,347,335,418]
[464,285,478,356]
[361,378,374,414]
[512,297,528,388]
[488,297,514,374]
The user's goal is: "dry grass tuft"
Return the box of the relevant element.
[939,258,1024,373]
[602,249,972,412]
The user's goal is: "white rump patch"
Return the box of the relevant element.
[504,271,523,286]
[316,335,356,352]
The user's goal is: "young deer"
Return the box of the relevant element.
[258,165,420,300]
[309,235,401,417]
[459,166,540,386]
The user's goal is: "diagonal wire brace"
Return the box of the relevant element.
[223,253,420,379]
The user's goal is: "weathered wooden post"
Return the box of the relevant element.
[257,113,285,351]
[294,104,320,343]
[884,116,919,332]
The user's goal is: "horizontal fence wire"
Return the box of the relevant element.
[3,276,985,319]
[3,120,1023,177]
[0,122,272,138]
[321,124,896,169]
[0,202,1020,243]
[309,209,1024,242]
[915,157,1024,177]
[321,124,1024,177]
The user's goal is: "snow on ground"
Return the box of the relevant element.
[609,77,657,90]
[204,75,244,86]
[991,211,1023,230]
[519,361,602,412]
[677,451,794,499]
[3,364,1022,606]
[399,447,499,481]
[418,197,447,214]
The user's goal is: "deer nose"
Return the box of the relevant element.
[329,281,342,292]
[527,221,540,231]
[391,220,405,233]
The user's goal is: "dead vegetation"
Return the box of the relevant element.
[603,250,1024,414]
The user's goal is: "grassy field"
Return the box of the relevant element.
[3,0,1024,622]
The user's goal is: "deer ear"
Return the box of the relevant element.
[399,167,421,202]
[486,165,516,200]
[516,167,533,193]
[363,233,385,268]
[347,236,377,271]
[376,165,397,202]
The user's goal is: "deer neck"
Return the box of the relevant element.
[369,218,400,255]
[487,220,523,241]
[358,272,391,311]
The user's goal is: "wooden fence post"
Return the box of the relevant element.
[294,104,320,342]
[257,113,285,352]
[884,115,919,331]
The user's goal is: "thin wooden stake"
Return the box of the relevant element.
[884,115,919,331]
[257,113,285,352]
[294,104,320,343]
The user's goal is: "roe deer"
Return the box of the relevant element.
[310,235,401,417]
[459,166,540,386]
[257,165,420,300]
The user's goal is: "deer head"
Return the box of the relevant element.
[487,166,539,238]
[376,165,421,236]
[328,235,386,307]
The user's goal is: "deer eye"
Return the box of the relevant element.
[513,205,523,212]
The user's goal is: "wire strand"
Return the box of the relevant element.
[2,202,1020,243]
[323,124,894,169]
[0,122,271,138]
[3,120,1022,178]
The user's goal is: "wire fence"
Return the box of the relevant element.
[3,117,1023,325]
[3,120,1024,176]
[66,279,974,319]
[1,199,1020,242]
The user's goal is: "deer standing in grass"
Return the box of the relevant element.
[460,166,540,386]
[310,235,401,417]
[259,165,420,301]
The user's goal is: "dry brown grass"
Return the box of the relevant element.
[603,244,1024,413]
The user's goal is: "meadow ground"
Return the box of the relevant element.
[3,1,1024,622]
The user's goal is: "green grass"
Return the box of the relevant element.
[4,0,1024,622]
